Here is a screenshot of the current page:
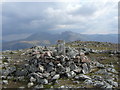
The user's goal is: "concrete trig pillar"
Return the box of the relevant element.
[57,40,66,56]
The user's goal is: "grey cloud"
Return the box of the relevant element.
[69,5,97,16]
[2,1,118,39]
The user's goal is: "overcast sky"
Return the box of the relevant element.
[2,0,118,41]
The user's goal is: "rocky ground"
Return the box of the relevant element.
[0,41,119,89]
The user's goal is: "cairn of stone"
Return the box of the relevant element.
[24,42,91,86]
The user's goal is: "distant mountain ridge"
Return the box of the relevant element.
[2,31,118,50]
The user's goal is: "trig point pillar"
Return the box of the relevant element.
[57,40,66,56]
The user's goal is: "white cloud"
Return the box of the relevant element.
[2,1,118,36]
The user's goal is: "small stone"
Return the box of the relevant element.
[2,80,8,85]
[82,63,90,74]
[34,84,44,88]
[106,68,118,74]
[52,74,60,80]
[73,81,80,84]
[106,79,118,87]
[38,79,48,84]
[75,74,91,80]
[93,81,104,88]
[50,71,56,76]
[30,77,36,82]
[95,69,108,75]
[49,62,54,66]
[65,67,70,73]
[42,72,50,78]
[66,71,76,78]
[84,79,93,85]
[28,82,34,88]
[19,86,25,89]
[38,65,44,72]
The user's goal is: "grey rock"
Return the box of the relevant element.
[8,66,16,74]
[73,81,80,84]
[66,71,76,78]
[17,76,25,81]
[106,68,118,74]
[34,84,44,88]
[46,65,54,72]
[38,79,48,84]
[30,77,36,82]
[50,71,56,77]
[2,80,8,85]
[70,63,78,71]
[19,86,25,89]
[95,69,108,75]
[36,54,41,59]
[84,79,93,85]
[42,72,50,78]
[82,63,89,74]
[93,81,104,88]
[2,69,10,76]
[75,74,91,80]
[103,81,113,88]
[29,65,38,73]
[38,65,44,72]
[15,69,28,76]
[106,79,118,87]
[49,62,54,66]
[52,74,60,80]
[74,67,82,73]
[65,67,70,73]
[68,50,77,58]
[56,63,65,73]
[28,82,34,88]
[95,62,105,68]
[92,75,104,81]
[1,76,7,79]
